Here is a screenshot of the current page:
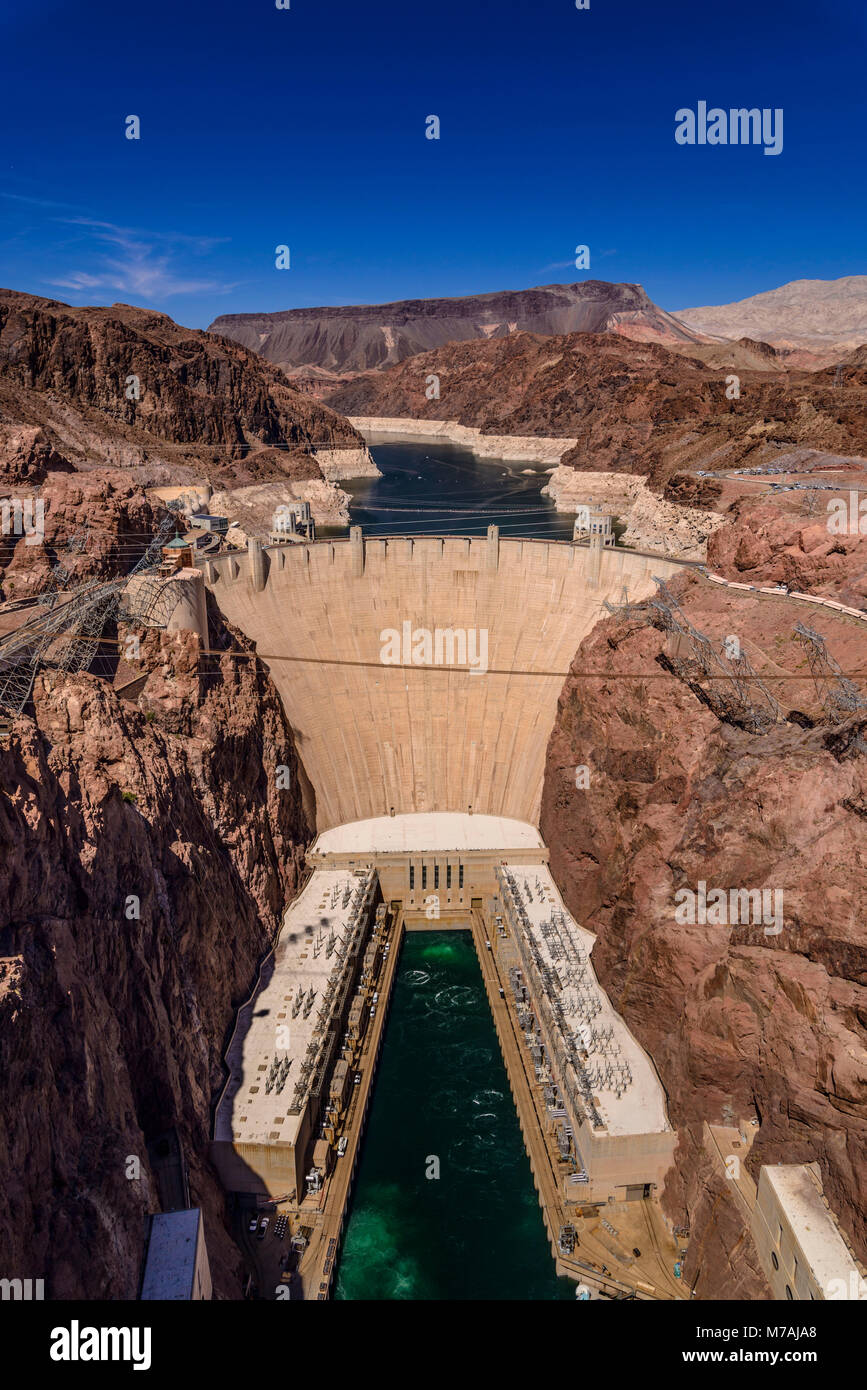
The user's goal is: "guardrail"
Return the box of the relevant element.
[701,569,866,622]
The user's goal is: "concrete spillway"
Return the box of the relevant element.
[203,530,682,832]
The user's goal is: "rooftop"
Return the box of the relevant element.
[213,868,375,1149]
[762,1165,864,1293]
[499,863,671,1139]
[312,812,544,857]
[140,1209,203,1300]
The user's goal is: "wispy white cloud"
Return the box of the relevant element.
[539,249,618,273]
[0,191,79,210]
[46,218,237,299]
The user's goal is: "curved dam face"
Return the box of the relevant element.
[203,532,682,831]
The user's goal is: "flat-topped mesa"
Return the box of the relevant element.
[208,280,706,376]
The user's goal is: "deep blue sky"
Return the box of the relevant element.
[1,0,864,328]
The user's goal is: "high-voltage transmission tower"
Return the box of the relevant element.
[117,510,186,628]
[0,514,179,718]
[602,585,639,619]
[645,577,783,734]
[792,622,867,724]
[34,527,91,609]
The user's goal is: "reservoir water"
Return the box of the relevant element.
[324,438,575,542]
[334,931,574,1301]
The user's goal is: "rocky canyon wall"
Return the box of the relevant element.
[0,607,311,1298]
[539,570,867,1299]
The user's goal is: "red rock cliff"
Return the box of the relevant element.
[540,570,867,1299]
[0,609,311,1298]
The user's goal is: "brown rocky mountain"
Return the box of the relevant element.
[0,288,362,480]
[540,557,867,1298]
[707,494,867,611]
[674,276,867,356]
[208,280,708,378]
[0,290,371,594]
[324,330,867,489]
[0,616,310,1298]
[0,290,354,1297]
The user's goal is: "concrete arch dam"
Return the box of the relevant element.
[203,530,682,831]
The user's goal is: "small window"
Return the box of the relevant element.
[771,1252,779,1270]
[785,1286,793,1301]
[409,865,414,890]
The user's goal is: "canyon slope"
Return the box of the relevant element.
[0,289,374,593]
[675,276,867,358]
[208,280,707,378]
[0,614,311,1298]
[540,534,867,1299]
[0,290,349,1296]
[324,329,867,487]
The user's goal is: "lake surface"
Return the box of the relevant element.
[334,930,574,1301]
[322,439,575,541]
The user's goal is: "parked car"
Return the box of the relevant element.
[337,1136,348,1158]
[353,1073,362,1086]
[257,1218,269,1240]
[248,1215,258,1234]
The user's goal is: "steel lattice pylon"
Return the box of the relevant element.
[648,576,782,733]
[0,514,179,717]
[793,622,867,723]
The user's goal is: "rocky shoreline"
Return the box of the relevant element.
[312,444,381,481]
[348,415,575,465]
[543,465,726,560]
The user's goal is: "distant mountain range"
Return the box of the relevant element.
[674,276,867,356]
[208,281,707,377]
[323,330,867,489]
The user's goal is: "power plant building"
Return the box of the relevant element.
[140,1209,212,1301]
[211,867,378,1199]
[494,863,676,1204]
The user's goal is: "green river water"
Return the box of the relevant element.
[334,931,573,1301]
